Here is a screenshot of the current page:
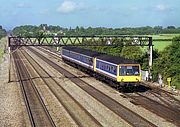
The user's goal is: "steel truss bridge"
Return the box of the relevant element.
[8,35,152,47]
[8,35,153,80]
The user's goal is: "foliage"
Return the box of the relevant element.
[84,38,124,56]
[152,36,180,88]
[13,25,180,37]
[0,25,6,62]
[0,25,6,39]
[0,38,7,63]
[12,25,66,37]
[138,49,159,70]
[121,46,143,61]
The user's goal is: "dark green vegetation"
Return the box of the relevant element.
[13,24,66,36]
[0,38,7,63]
[153,37,180,89]
[12,24,180,88]
[0,25,6,39]
[13,24,180,36]
[0,25,7,62]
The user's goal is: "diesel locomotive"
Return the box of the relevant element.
[61,46,141,87]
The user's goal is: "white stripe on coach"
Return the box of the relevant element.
[62,55,93,69]
[96,68,117,78]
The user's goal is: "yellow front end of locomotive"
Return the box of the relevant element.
[117,75,141,82]
[117,64,141,83]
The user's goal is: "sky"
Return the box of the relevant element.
[0,0,180,30]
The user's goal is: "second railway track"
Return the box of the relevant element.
[12,50,56,127]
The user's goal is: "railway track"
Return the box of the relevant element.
[37,47,62,60]
[149,91,180,112]
[19,48,102,127]
[155,89,180,105]
[28,46,157,127]
[12,50,56,127]
[148,89,180,111]
[141,82,180,101]
[124,92,180,126]
[37,46,180,126]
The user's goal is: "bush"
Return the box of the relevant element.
[152,36,180,88]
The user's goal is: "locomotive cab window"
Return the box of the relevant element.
[120,66,140,76]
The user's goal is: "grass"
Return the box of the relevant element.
[175,84,180,90]
[147,34,180,39]
[153,41,172,51]
[0,37,7,63]
[148,34,180,51]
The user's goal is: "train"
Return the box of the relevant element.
[61,46,141,88]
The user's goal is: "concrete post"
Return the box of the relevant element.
[8,37,11,83]
[56,46,59,51]
[148,37,153,81]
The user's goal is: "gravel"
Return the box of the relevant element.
[0,54,30,126]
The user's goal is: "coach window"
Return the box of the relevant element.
[126,66,133,75]
[86,58,88,63]
[120,66,126,76]
[110,66,112,72]
[89,59,93,64]
[112,66,116,73]
[107,65,110,71]
[108,65,111,72]
[133,66,140,75]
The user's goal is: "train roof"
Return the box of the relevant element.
[63,46,139,64]
[62,46,101,57]
[96,55,139,64]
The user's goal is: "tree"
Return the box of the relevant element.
[152,36,180,88]
[12,25,180,36]
[167,26,176,29]
[0,27,6,39]
[140,49,159,70]
[154,26,163,34]
[121,46,143,61]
